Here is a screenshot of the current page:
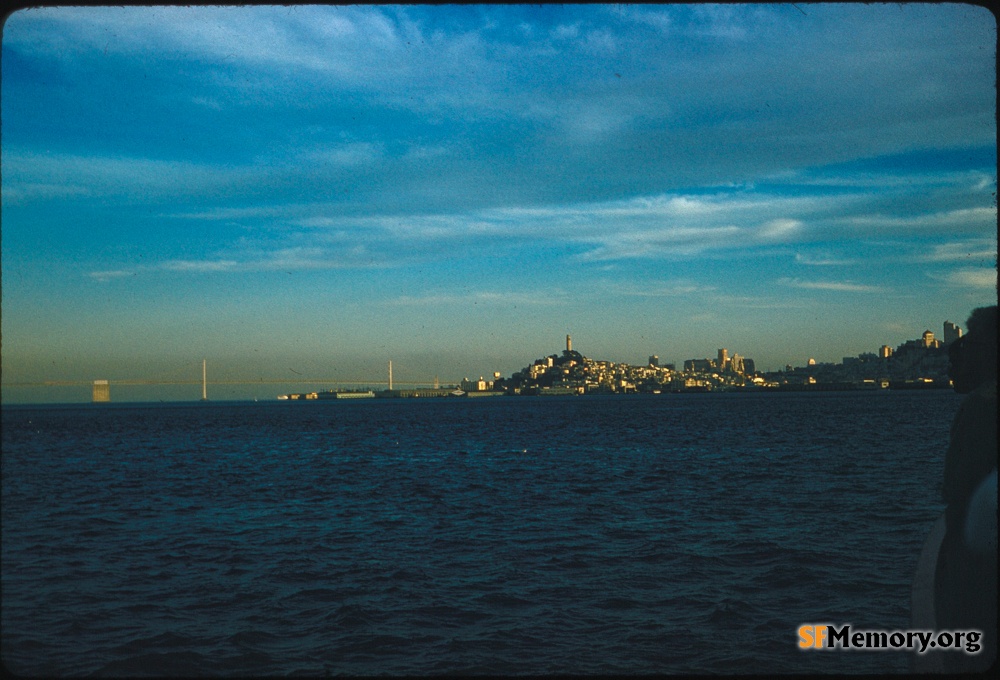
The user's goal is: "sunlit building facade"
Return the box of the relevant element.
[717,348,728,371]
[92,380,110,402]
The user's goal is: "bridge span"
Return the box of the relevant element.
[5,379,450,387]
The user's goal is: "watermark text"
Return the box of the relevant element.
[798,624,982,654]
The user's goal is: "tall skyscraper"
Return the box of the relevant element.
[717,348,728,371]
[943,321,962,345]
[649,355,659,367]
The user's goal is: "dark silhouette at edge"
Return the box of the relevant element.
[934,304,997,672]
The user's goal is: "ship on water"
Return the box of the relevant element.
[277,389,375,400]
[327,390,375,399]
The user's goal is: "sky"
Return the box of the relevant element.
[1,4,997,402]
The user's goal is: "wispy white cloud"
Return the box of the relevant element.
[688,4,754,40]
[88,269,136,282]
[168,205,315,221]
[596,279,718,297]
[794,253,859,266]
[154,243,391,274]
[388,290,566,307]
[841,207,997,233]
[294,142,385,168]
[87,175,995,275]
[915,239,998,263]
[87,243,392,280]
[160,260,243,273]
[616,6,673,34]
[3,149,252,201]
[713,295,813,310]
[3,140,393,209]
[930,268,998,289]
[778,278,883,293]
[768,168,995,191]
[1,182,90,205]
[551,23,580,41]
[759,218,802,240]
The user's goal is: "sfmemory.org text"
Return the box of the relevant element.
[798,624,982,654]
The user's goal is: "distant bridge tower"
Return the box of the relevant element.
[566,335,572,353]
[388,360,393,391]
[92,380,110,403]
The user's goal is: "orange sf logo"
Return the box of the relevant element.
[798,625,829,649]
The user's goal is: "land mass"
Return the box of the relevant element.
[280,326,956,400]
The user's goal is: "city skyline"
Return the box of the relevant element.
[2,5,996,403]
[0,318,976,404]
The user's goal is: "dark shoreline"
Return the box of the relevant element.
[2,382,956,407]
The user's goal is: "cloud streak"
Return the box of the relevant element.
[75,172,993,278]
[778,278,883,293]
[388,290,568,307]
[915,239,998,264]
[931,268,998,290]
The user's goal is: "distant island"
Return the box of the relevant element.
[279,325,959,400]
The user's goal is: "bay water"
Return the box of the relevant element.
[2,391,962,675]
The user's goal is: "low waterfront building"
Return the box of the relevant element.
[460,376,493,392]
[92,380,110,403]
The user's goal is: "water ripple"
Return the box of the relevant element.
[2,392,959,675]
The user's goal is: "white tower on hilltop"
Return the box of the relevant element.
[566,335,572,353]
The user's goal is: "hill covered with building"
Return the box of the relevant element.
[492,325,960,396]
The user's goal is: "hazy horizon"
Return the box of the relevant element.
[2,4,996,403]
[0,313,980,404]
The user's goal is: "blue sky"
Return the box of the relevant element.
[1,4,996,402]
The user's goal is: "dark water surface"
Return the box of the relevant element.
[2,392,961,675]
